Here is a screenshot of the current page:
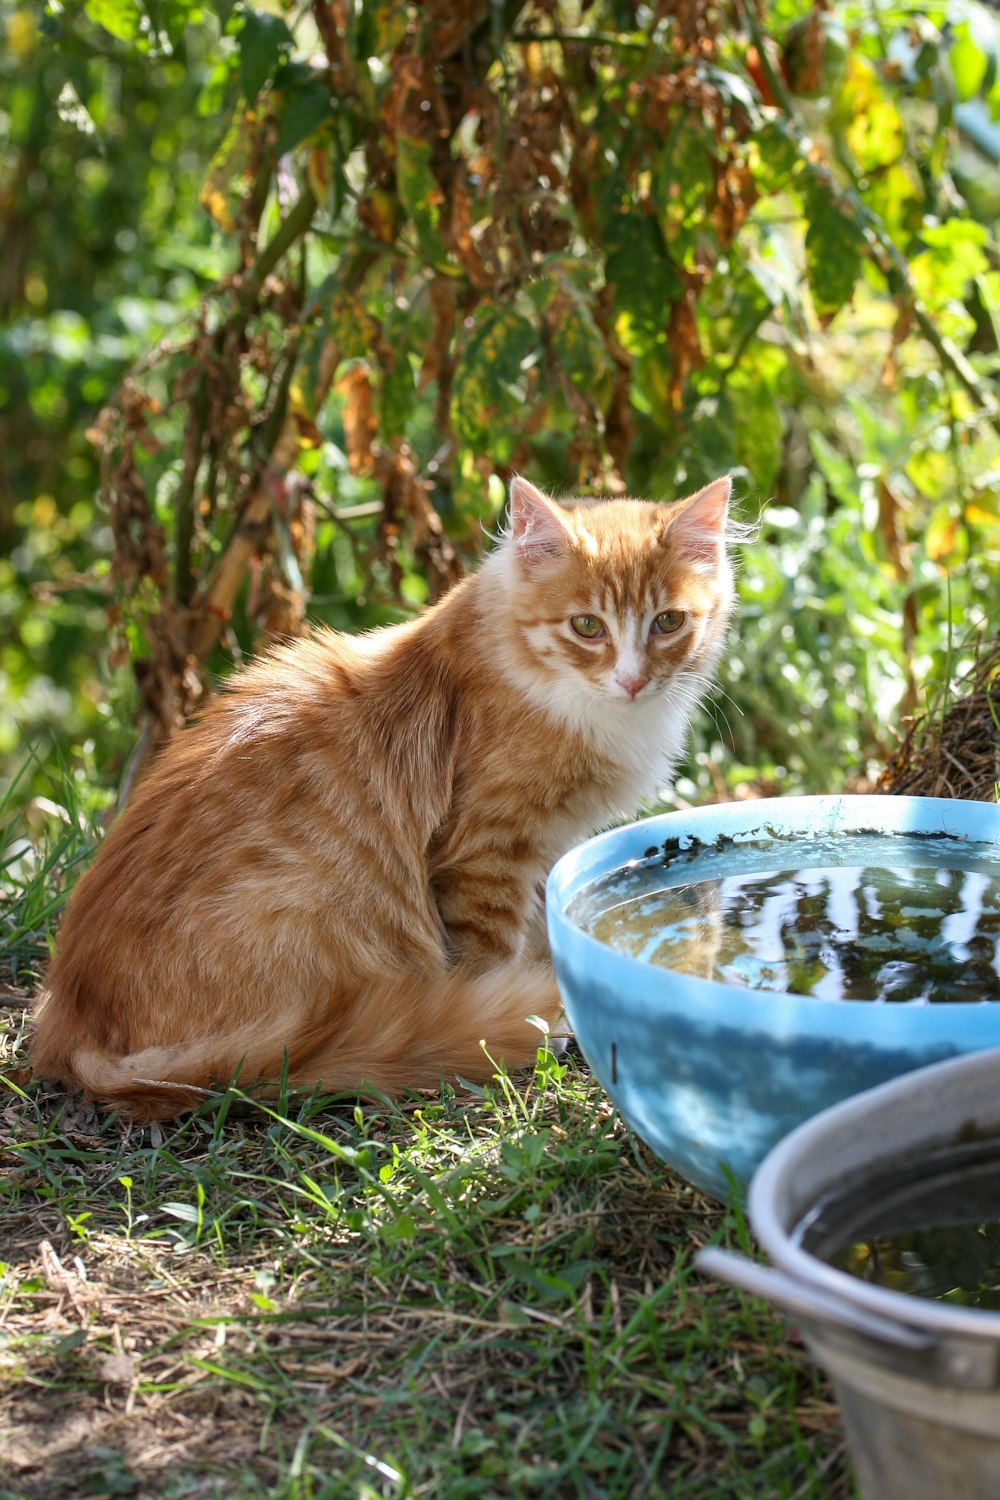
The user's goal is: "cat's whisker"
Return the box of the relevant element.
[689,676,744,719]
[711,707,738,753]
[669,671,740,752]
[704,694,740,744]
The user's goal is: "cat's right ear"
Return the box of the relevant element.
[508,476,572,567]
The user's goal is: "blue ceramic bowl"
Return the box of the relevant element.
[546,795,1000,1200]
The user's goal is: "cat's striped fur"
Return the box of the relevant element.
[32,476,735,1119]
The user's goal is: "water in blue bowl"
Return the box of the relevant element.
[568,831,1000,1004]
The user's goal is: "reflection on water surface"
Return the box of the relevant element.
[569,833,1000,1002]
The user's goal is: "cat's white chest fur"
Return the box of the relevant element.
[505,656,708,820]
[578,689,697,821]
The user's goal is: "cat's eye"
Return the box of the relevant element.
[570,614,606,640]
[651,610,686,636]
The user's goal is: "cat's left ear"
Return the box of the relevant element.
[508,476,573,567]
[662,476,731,568]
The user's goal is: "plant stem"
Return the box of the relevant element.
[174,384,210,607]
[737,0,796,115]
[241,186,318,309]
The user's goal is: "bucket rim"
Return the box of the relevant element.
[748,1047,1000,1344]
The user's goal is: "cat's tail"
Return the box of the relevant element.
[46,960,566,1123]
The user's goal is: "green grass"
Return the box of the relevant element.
[0,776,856,1500]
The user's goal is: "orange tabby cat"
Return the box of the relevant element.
[32,475,735,1120]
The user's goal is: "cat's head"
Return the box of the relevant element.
[492,475,736,712]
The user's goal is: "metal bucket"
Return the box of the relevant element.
[699,1048,1000,1500]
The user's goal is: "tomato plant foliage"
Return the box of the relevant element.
[2,0,999,799]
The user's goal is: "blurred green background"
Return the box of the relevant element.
[3,0,999,820]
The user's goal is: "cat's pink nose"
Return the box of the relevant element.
[616,674,650,699]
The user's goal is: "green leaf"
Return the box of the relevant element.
[357,0,409,57]
[239,9,294,101]
[161,1200,201,1222]
[952,26,989,100]
[950,8,999,102]
[534,272,612,396]
[703,63,759,116]
[802,181,867,323]
[910,220,989,308]
[846,92,904,171]
[198,55,238,117]
[751,117,803,193]
[725,363,785,496]
[809,430,859,508]
[315,286,378,363]
[450,307,536,455]
[199,106,263,231]
[862,161,923,240]
[381,1211,415,1242]
[83,0,141,44]
[378,347,415,442]
[85,0,201,51]
[551,304,610,395]
[655,117,715,263]
[924,502,960,563]
[157,0,203,47]
[603,212,681,351]
[291,327,332,424]
[920,218,989,255]
[274,66,334,155]
[396,134,445,266]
